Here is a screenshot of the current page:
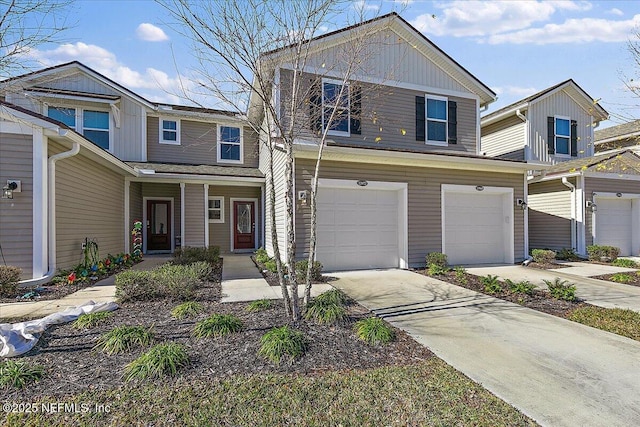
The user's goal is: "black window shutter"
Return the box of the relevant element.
[570,120,578,157]
[350,86,361,135]
[309,82,322,134]
[448,100,457,144]
[416,96,425,141]
[547,116,555,154]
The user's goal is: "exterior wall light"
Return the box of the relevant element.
[515,198,527,210]
[2,181,19,199]
[586,200,597,212]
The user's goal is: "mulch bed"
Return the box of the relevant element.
[527,261,570,270]
[417,269,586,318]
[4,266,432,401]
[593,272,640,287]
[251,256,334,287]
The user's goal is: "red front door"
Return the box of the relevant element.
[147,200,171,251]
[234,201,255,250]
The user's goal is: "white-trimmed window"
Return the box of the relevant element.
[160,118,180,145]
[47,106,110,150]
[426,95,447,145]
[554,116,571,156]
[322,79,350,136]
[217,125,243,163]
[208,196,224,223]
[47,107,76,129]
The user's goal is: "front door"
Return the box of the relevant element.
[147,200,171,251]
[234,200,255,250]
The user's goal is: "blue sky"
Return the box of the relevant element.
[18,0,640,128]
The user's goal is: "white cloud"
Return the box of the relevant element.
[353,0,380,12]
[135,23,169,42]
[608,8,624,16]
[493,85,539,97]
[488,14,640,44]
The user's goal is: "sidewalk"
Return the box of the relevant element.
[0,256,170,320]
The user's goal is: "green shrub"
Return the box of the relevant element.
[172,246,220,265]
[115,270,161,302]
[612,258,639,268]
[246,299,273,312]
[556,248,581,261]
[154,263,209,301]
[259,325,307,364]
[454,266,468,284]
[255,248,270,264]
[123,342,189,382]
[295,260,323,281]
[0,360,44,389]
[72,311,113,329]
[304,300,346,325]
[481,275,502,294]
[531,249,556,264]
[507,279,536,295]
[427,263,449,276]
[193,314,243,338]
[610,273,634,284]
[587,245,620,262]
[314,289,348,306]
[171,301,204,320]
[544,278,577,301]
[0,265,21,298]
[354,317,395,346]
[264,259,277,273]
[426,252,448,268]
[94,325,154,355]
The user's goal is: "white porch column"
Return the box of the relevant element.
[204,184,209,247]
[180,182,185,248]
[124,178,130,253]
[32,130,47,277]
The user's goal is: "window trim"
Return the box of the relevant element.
[322,78,350,137]
[216,124,243,164]
[425,94,448,147]
[159,117,181,145]
[208,196,224,223]
[554,115,571,158]
[46,105,112,151]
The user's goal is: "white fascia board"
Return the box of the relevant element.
[481,103,528,127]
[149,109,244,124]
[0,105,60,131]
[596,131,640,145]
[131,174,264,186]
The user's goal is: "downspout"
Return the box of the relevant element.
[20,135,80,286]
[561,177,577,251]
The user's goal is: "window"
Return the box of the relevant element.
[208,197,224,223]
[160,118,180,145]
[47,106,110,150]
[426,95,447,144]
[555,117,571,156]
[322,79,349,135]
[47,107,76,129]
[217,125,242,163]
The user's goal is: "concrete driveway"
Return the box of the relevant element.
[465,265,640,312]
[332,269,640,427]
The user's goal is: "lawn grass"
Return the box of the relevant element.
[568,306,640,341]
[2,359,536,426]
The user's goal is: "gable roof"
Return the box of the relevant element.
[542,149,640,177]
[595,119,640,145]
[481,79,608,126]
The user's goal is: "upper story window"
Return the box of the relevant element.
[547,116,577,158]
[217,125,243,164]
[322,79,350,136]
[554,117,570,156]
[416,95,457,146]
[426,95,447,144]
[47,106,110,150]
[160,118,180,145]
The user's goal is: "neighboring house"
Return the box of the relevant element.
[594,120,640,153]
[1,62,263,282]
[254,13,533,270]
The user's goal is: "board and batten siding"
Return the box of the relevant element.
[146,117,259,168]
[259,143,288,260]
[529,90,595,164]
[584,177,640,248]
[0,132,34,278]
[481,115,526,160]
[129,182,143,232]
[140,183,181,249]
[51,141,126,270]
[527,180,573,251]
[294,159,525,267]
[208,186,262,253]
[183,184,205,247]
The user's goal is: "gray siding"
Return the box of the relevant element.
[0,133,34,278]
[129,181,143,240]
[208,186,262,253]
[528,180,573,251]
[140,183,181,250]
[481,115,526,160]
[146,116,259,167]
[294,159,525,267]
[260,143,288,260]
[184,184,205,247]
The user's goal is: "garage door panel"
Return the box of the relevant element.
[595,199,632,256]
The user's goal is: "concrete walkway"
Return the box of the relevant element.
[0,256,170,320]
[220,254,332,302]
[465,265,640,312]
[332,269,640,427]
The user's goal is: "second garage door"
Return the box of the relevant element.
[595,198,633,256]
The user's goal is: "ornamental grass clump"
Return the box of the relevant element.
[0,360,44,389]
[354,317,395,346]
[246,299,272,313]
[171,301,204,320]
[123,342,189,381]
[193,314,243,338]
[94,325,154,355]
[259,326,307,364]
[72,311,113,329]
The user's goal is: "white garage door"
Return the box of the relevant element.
[443,188,513,265]
[316,186,400,271]
[595,198,633,256]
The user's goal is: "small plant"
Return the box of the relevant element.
[193,314,243,338]
[587,245,620,262]
[259,325,307,364]
[171,301,204,319]
[255,247,270,264]
[354,317,395,346]
[314,289,348,305]
[72,311,113,329]
[304,300,346,325]
[0,265,21,298]
[544,278,577,301]
[481,275,502,294]
[610,273,634,284]
[531,249,556,264]
[507,279,536,295]
[426,252,448,268]
[0,360,44,388]
[246,299,273,312]
[264,259,277,273]
[94,325,154,354]
[295,260,324,281]
[556,248,581,261]
[155,262,211,301]
[612,258,639,268]
[172,246,220,265]
[427,263,449,276]
[115,270,160,302]
[123,342,189,381]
